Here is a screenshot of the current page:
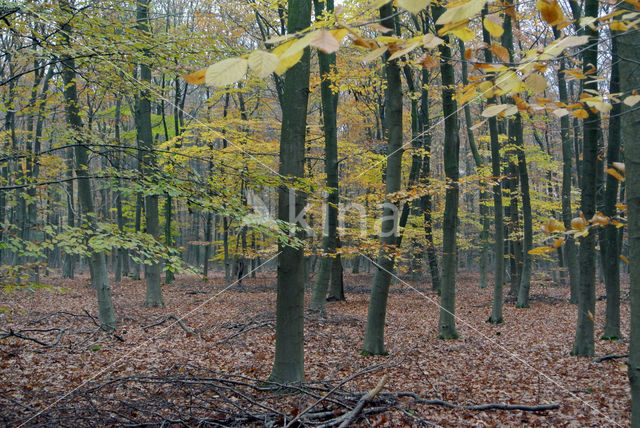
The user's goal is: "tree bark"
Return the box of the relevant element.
[572,0,599,357]
[268,0,311,384]
[434,6,460,339]
[310,0,340,313]
[362,3,403,355]
[60,0,116,330]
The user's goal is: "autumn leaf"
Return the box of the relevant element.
[528,246,555,255]
[397,0,432,15]
[205,57,248,87]
[248,50,279,78]
[489,45,510,63]
[435,0,487,26]
[423,33,444,49]
[571,216,588,231]
[572,108,589,119]
[311,30,340,54]
[483,15,504,38]
[481,104,509,118]
[525,73,547,95]
[624,95,640,106]
[613,162,625,173]
[182,68,207,85]
[605,167,625,182]
[536,0,565,26]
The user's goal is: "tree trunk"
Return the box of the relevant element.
[310,0,340,313]
[268,0,311,384]
[553,27,579,304]
[434,6,460,339]
[601,32,621,340]
[482,6,504,324]
[514,113,533,307]
[362,4,403,355]
[60,1,116,330]
[572,0,599,357]
[136,0,163,307]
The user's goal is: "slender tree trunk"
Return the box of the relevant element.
[553,27,579,304]
[268,0,311,384]
[136,0,163,307]
[434,6,460,339]
[418,66,440,291]
[459,39,489,289]
[601,32,621,340]
[482,6,504,323]
[60,1,116,329]
[620,4,640,421]
[310,0,339,312]
[572,0,599,357]
[362,4,403,355]
[514,114,533,307]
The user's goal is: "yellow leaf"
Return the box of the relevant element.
[610,21,628,31]
[481,103,509,118]
[281,30,318,59]
[621,255,629,264]
[571,216,588,231]
[490,45,511,63]
[311,30,340,54]
[536,0,565,26]
[525,73,548,95]
[483,15,504,38]
[275,49,303,75]
[248,50,279,78]
[564,68,587,80]
[435,0,487,26]
[367,0,393,9]
[478,81,494,98]
[503,105,518,116]
[586,100,613,113]
[572,108,589,119]
[329,28,350,41]
[588,311,595,322]
[388,41,421,60]
[624,95,640,106]
[397,0,432,15]
[552,108,569,117]
[554,237,565,248]
[452,26,476,42]
[359,46,388,63]
[547,218,566,232]
[613,162,626,173]
[617,202,627,212]
[205,57,248,87]
[528,246,556,255]
[182,68,206,85]
[423,33,444,49]
[605,167,625,182]
[495,70,519,93]
[591,212,610,226]
[457,88,477,105]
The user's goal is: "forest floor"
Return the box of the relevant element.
[0,269,631,427]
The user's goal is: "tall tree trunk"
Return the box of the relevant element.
[136,0,163,307]
[514,114,533,307]
[572,0,599,357]
[620,3,640,421]
[60,1,116,329]
[362,3,403,355]
[601,32,621,340]
[435,6,460,339]
[482,6,504,324]
[268,0,311,384]
[418,65,440,291]
[459,39,489,289]
[310,0,340,312]
[553,28,579,304]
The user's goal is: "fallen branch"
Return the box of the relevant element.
[395,392,559,411]
[315,374,390,428]
[83,310,125,342]
[593,353,628,363]
[0,328,65,347]
[141,315,201,340]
